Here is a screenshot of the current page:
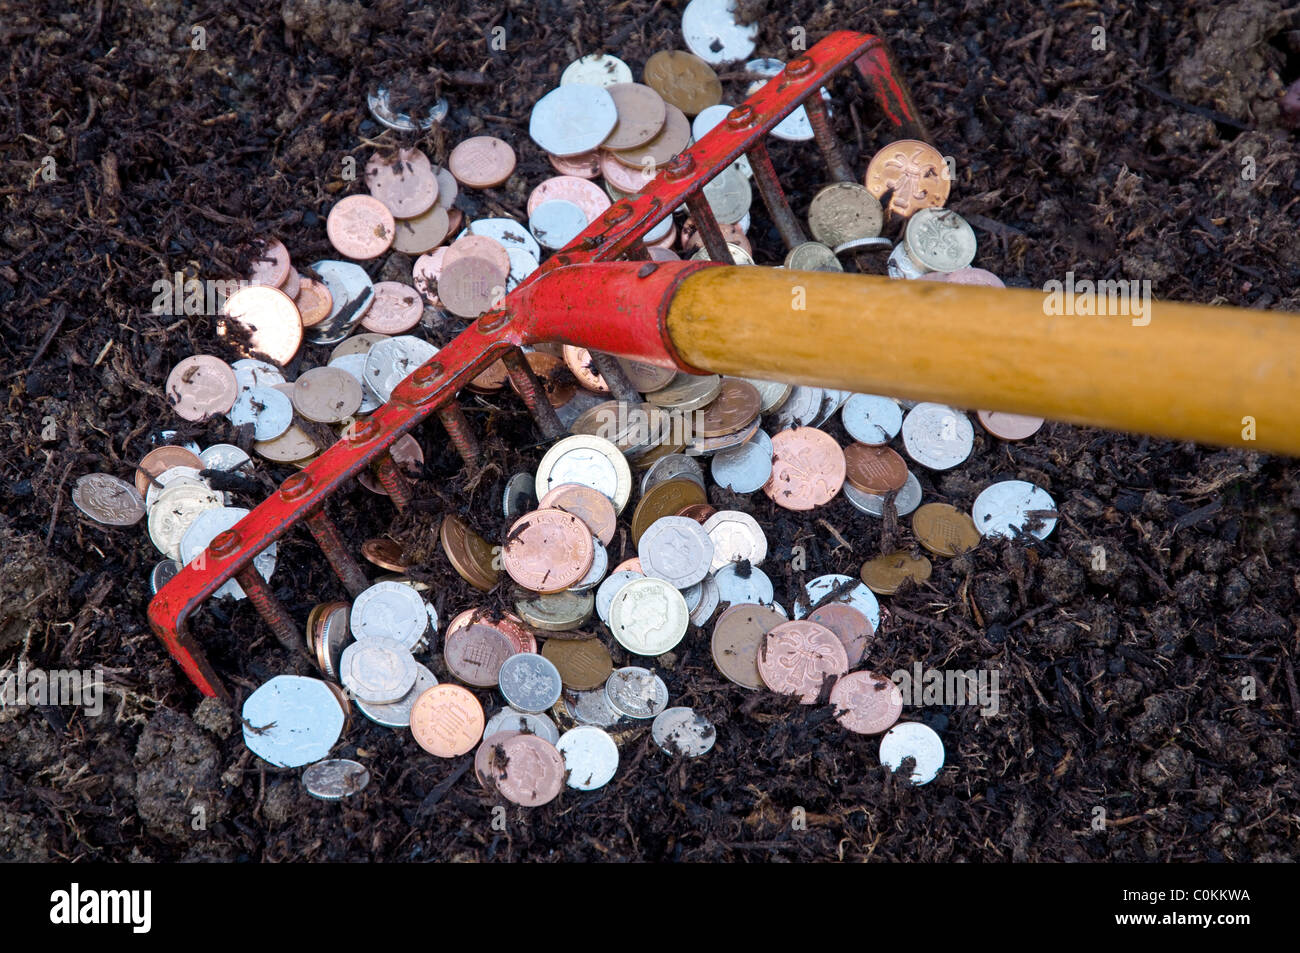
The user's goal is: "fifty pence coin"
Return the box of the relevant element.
[498,652,564,714]
[557,725,620,790]
[242,675,345,768]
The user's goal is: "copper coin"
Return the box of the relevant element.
[443,233,512,278]
[630,478,708,546]
[537,483,617,546]
[412,247,447,306]
[491,733,565,807]
[611,103,691,170]
[440,514,501,591]
[279,268,301,300]
[830,671,903,735]
[613,557,643,574]
[363,281,424,334]
[807,604,874,668]
[135,446,204,497]
[912,503,981,557]
[843,443,909,495]
[326,194,396,260]
[365,147,439,218]
[410,684,484,757]
[468,358,509,393]
[977,410,1044,441]
[549,150,602,178]
[509,351,575,408]
[165,355,238,421]
[247,238,291,287]
[562,346,609,394]
[601,83,668,150]
[860,550,933,595]
[618,358,676,393]
[763,427,846,511]
[392,204,451,256]
[711,603,785,690]
[444,622,516,687]
[696,378,760,437]
[864,139,951,221]
[676,502,716,523]
[218,286,303,366]
[475,730,521,791]
[528,176,611,224]
[293,366,363,423]
[758,620,850,704]
[448,136,516,189]
[445,207,464,234]
[599,150,653,194]
[502,508,595,594]
[643,50,722,116]
[358,434,423,496]
[919,266,1005,287]
[541,637,613,691]
[498,614,539,654]
[362,538,409,573]
[293,277,334,328]
[438,255,506,319]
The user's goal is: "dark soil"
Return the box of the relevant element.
[2,0,1299,862]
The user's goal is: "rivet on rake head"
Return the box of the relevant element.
[726,105,756,129]
[280,472,314,501]
[785,56,815,77]
[637,262,658,278]
[665,154,695,180]
[479,311,511,333]
[412,361,445,386]
[210,530,241,559]
[344,418,381,443]
[603,205,632,226]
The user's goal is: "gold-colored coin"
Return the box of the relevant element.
[864,139,950,221]
[362,538,410,573]
[860,550,933,595]
[911,503,981,557]
[630,478,708,545]
[541,637,613,691]
[514,589,594,631]
[439,514,500,591]
[643,50,723,116]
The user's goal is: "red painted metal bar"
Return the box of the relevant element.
[147,31,921,700]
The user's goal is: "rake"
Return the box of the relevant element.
[148,31,1300,702]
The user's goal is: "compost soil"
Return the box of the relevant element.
[2,0,1299,862]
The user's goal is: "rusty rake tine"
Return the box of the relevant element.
[746,139,807,250]
[803,91,855,183]
[587,350,641,404]
[374,452,414,509]
[438,401,480,464]
[304,508,370,598]
[502,347,566,439]
[684,193,734,264]
[237,567,305,657]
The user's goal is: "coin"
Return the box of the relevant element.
[537,483,617,546]
[502,508,595,594]
[702,510,766,572]
[150,559,181,595]
[646,372,721,412]
[302,759,370,800]
[563,689,625,727]
[180,506,275,601]
[358,433,423,496]
[609,577,689,656]
[484,707,560,745]
[630,479,706,546]
[147,483,223,559]
[860,550,932,595]
[529,198,589,251]
[652,706,716,756]
[701,164,751,225]
[611,103,691,170]
[831,671,903,735]
[340,636,417,704]
[410,684,484,758]
[641,454,705,495]
[758,620,849,703]
[711,438,772,494]
[695,378,760,438]
[864,139,951,220]
[638,515,714,589]
[288,277,332,328]
[242,676,346,768]
[462,216,543,262]
[561,53,634,87]
[316,605,353,679]
[904,208,977,273]
[143,466,205,513]
[795,574,881,631]
[710,604,782,689]
[542,637,613,690]
[440,514,500,591]
[198,443,251,474]
[503,473,537,520]
[681,0,758,64]
[528,176,611,224]
[835,236,894,255]
[356,662,439,729]
[600,149,655,193]
[764,427,845,511]
[438,255,506,318]
[509,350,575,408]
[972,480,1057,540]
[535,435,632,514]
[448,136,517,188]
[843,471,923,519]
[692,103,754,177]
[326,194,396,260]
[767,385,821,430]
[879,722,945,785]
[560,346,608,394]
[363,334,439,403]
[619,358,676,393]
[247,238,291,288]
[557,725,620,790]
[602,83,668,150]
[516,590,595,632]
[843,443,909,495]
[365,147,438,218]
[361,281,424,335]
[595,570,643,625]
[605,666,669,719]
[643,49,722,115]
[841,394,903,445]
[391,204,451,256]
[494,652,562,714]
[71,473,145,527]
[306,260,375,344]
[712,563,773,607]
[444,233,512,279]
[288,367,360,425]
[976,410,1044,441]
[808,183,884,247]
[253,425,319,463]
[165,355,237,421]
[135,446,204,498]
[367,85,448,131]
[549,150,602,178]
[492,733,566,806]
[785,241,843,272]
[350,580,428,650]
[807,604,873,668]
[902,403,974,470]
[912,502,982,557]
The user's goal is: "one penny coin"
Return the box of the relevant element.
[363,281,424,334]
[135,446,204,497]
[443,234,512,279]
[437,255,505,318]
[410,684,484,757]
[843,443,909,495]
[293,277,334,328]
[219,286,303,366]
[764,427,846,511]
[491,733,565,807]
[502,508,595,594]
[509,351,575,408]
[326,194,396,260]
[807,603,874,669]
[166,355,238,421]
[365,147,439,218]
[448,136,516,189]
[444,622,516,687]
[246,238,292,288]
[830,671,904,735]
[912,503,981,557]
[549,150,602,178]
[537,483,617,546]
[562,346,609,394]
[757,620,850,704]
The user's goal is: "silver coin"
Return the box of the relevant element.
[682,0,758,64]
[462,217,542,263]
[834,236,893,255]
[652,706,716,757]
[180,506,276,601]
[767,385,823,430]
[843,471,923,518]
[228,386,293,441]
[689,574,721,626]
[841,394,903,445]
[740,378,790,413]
[795,573,881,631]
[692,104,753,178]
[972,480,1057,541]
[307,260,375,344]
[743,59,832,142]
[339,636,417,704]
[327,353,382,413]
[887,242,927,280]
[147,484,224,559]
[498,653,564,714]
[368,86,447,132]
[530,83,620,155]
[560,53,633,88]
[316,605,352,678]
[904,208,977,273]
[356,662,438,728]
[596,570,643,624]
[638,516,714,589]
[557,725,620,790]
[641,453,705,495]
[505,245,540,292]
[502,472,537,520]
[569,538,608,594]
[701,164,752,225]
[713,563,774,607]
[198,443,252,473]
[686,417,761,457]
[690,242,755,265]
[646,373,722,413]
[645,214,674,244]
[711,435,772,493]
[608,576,690,656]
[350,580,428,650]
[702,510,766,571]
[303,758,371,800]
[902,402,974,470]
[680,580,703,613]
[530,198,590,250]
[364,335,439,404]
[879,722,945,785]
[144,466,207,512]
[813,389,851,427]
[150,559,181,595]
[231,358,285,393]
[484,706,560,745]
[565,689,625,727]
[605,666,669,719]
[536,435,631,512]
[242,675,346,768]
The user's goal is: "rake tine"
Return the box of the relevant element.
[502,347,567,439]
[374,451,414,509]
[236,564,306,656]
[746,139,807,250]
[684,193,735,264]
[304,509,370,598]
[438,402,481,464]
[803,92,855,183]
[587,350,641,403]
